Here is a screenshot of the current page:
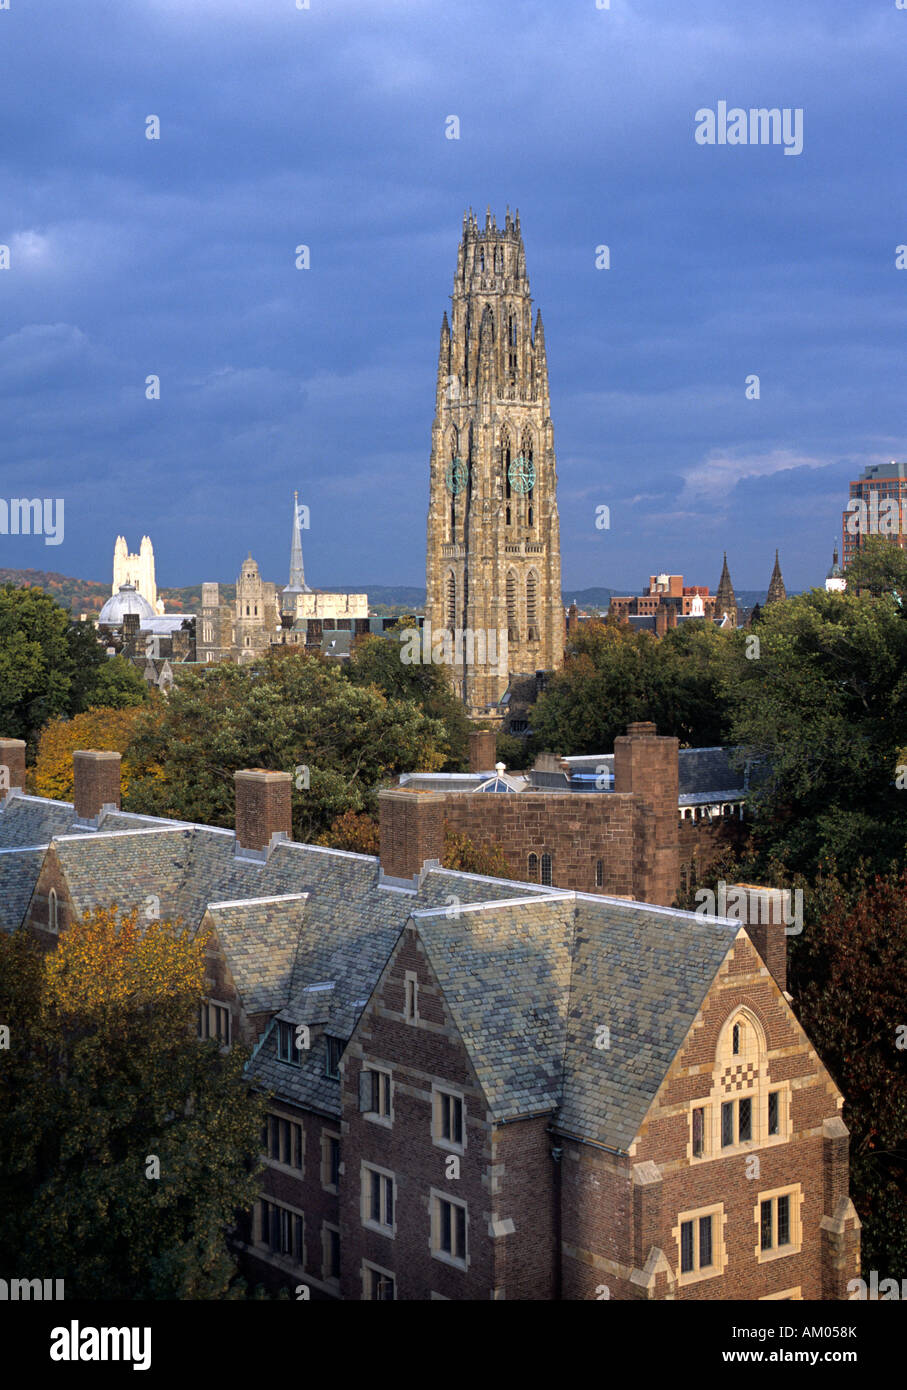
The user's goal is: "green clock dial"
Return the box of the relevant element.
[508,453,536,493]
[445,457,468,495]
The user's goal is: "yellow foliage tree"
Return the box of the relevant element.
[43,904,203,1021]
[34,706,146,802]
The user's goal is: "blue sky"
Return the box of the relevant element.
[0,0,904,596]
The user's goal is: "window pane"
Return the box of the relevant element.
[760,1200,773,1251]
[330,1137,340,1187]
[455,1204,466,1258]
[777,1195,790,1246]
[385,1177,393,1227]
[739,1097,752,1143]
[699,1215,712,1268]
[692,1107,704,1158]
[370,1171,380,1223]
[453,1097,463,1146]
[768,1091,779,1136]
[680,1220,694,1273]
[721,1102,734,1147]
[732,1023,740,1055]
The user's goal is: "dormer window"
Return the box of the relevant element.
[688,1009,790,1161]
[325,1035,343,1079]
[277,1019,300,1065]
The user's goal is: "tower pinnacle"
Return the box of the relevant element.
[285,490,311,596]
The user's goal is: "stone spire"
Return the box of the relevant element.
[285,490,311,596]
[715,551,737,626]
[766,549,786,604]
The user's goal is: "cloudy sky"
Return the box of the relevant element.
[1,0,904,595]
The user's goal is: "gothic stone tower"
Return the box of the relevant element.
[425,207,563,713]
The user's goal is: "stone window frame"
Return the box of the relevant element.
[540,853,553,886]
[431,1083,467,1156]
[755,1184,803,1264]
[430,1186,469,1271]
[321,1129,341,1193]
[256,1196,305,1269]
[360,1161,396,1238]
[198,998,232,1050]
[262,1110,305,1176]
[361,1258,395,1301]
[322,1221,341,1286]
[404,971,419,1025]
[48,887,59,933]
[672,1201,727,1287]
[760,1286,802,1300]
[688,1007,790,1163]
[359,1063,394,1128]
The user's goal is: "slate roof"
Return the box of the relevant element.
[411,892,738,1152]
[0,786,742,1148]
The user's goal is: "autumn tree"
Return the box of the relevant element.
[442,828,512,879]
[34,705,148,801]
[0,907,264,1298]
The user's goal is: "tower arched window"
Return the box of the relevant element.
[595,860,603,888]
[48,887,58,932]
[540,854,552,886]
[526,571,539,640]
[478,248,484,273]
[506,570,518,641]
[446,571,456,631]
[528,853,539,881]
[503,440,512,500]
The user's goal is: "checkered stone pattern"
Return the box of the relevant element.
[722,1061,758,1093]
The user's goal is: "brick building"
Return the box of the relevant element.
[0,734,859,1300]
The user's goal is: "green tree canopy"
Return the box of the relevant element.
[346,627,472,770]
[722,587,907,876]
[845,535,907,599]
[529,619,732,755]
[124,650,450,842]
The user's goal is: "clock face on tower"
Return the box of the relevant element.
[445,457,468,494]
[508,453,535,494]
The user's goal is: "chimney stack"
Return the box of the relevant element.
[73,750,122,822]
[234,769,292,858]
[0,738,26,796]
[468,730,497,774]
[613,722,679,906]
[727,884,789,992]
[378,788,445,883]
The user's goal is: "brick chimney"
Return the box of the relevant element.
[73,750,122,822]
[468,730,497,774]
[0,738,26,796]
[378,788,445,883]
[613,722,679,906]
[234,769,292,858]
[727,883,789,992]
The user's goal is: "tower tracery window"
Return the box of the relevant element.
[446,571,456,631]
[688,1009,790,1162]
[526,571,539,641]
[506,570,518,642]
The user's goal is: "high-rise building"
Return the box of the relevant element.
[842,461,907,569]
[425,208,563,714]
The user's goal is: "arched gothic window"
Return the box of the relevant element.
[446,571,456,631]
[528,853,539,881]
[526,571,539,640]
[48,887,58,932]
[506,570,518,641]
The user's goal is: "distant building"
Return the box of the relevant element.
[196,495,370,665]
[842,461,907,569]
[97,581,196,687]
[609,571,720,634]
[825,545,846,593]
[766,550,787,605]
[112,536,165,615]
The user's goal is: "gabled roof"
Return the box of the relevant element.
[407,892,739,1152]
[204,894,308,1016]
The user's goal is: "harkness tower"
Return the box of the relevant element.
[425,207,563,714]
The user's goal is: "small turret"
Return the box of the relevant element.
[766,550,786,604]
